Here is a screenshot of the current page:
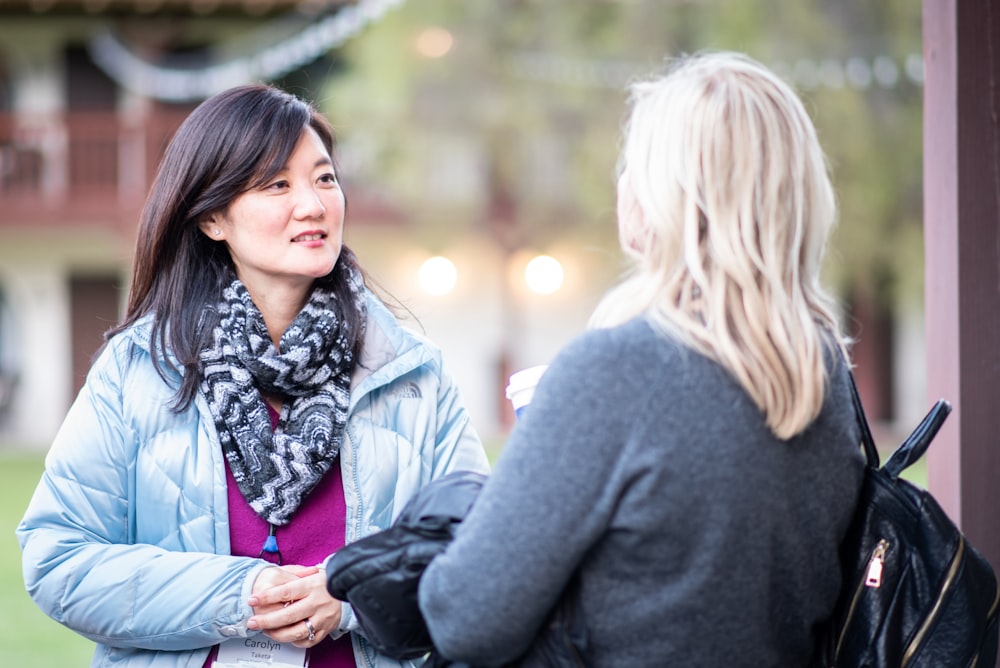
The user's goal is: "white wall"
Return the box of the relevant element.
[0,259,72,445]
[894,304,928,429]
[347,226,620,443]
[0,230,129,446]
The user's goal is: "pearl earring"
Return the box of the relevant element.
[214,229,221,236]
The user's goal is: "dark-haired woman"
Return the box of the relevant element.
[18,84,488,668]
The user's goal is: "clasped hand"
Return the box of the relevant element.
[248,565,342,648]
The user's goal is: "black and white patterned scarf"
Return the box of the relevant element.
[200,271,366,526]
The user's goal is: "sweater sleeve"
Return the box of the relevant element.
[16,339,270,651]
[419,327,638,665]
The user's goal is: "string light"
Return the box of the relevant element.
[415,27,454,59]
[88,0,407,102]
[508,51,923,91]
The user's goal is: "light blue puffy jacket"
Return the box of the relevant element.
[17,291,490,668]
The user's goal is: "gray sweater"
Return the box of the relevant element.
[419,316,865,667]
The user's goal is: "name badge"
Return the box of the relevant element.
[213,636,309,667]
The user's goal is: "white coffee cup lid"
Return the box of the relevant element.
[505,365,548,399]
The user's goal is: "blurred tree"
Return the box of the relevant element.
[324,0,923,418]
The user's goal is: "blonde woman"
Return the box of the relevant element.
[417,52,865,667]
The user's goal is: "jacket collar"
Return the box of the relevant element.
[124,289,432,401]
[349,291,435,409]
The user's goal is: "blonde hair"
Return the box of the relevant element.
[591,51,848,439]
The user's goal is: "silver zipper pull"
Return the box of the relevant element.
[865,539,889,588]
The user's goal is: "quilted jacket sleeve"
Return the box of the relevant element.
[16,337,271,651]
[430,359,490,480]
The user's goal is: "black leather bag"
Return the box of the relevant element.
[813,376,1000,667]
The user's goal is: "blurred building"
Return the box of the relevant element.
[0,0,928,449]
[0,0,423,444]
[0,0,614,447]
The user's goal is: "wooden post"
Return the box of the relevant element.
[923,0,1000,580]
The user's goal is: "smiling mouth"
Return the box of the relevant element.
[293,233,326,242]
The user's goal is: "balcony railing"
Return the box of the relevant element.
[0,110,188,229]
[0,108,411,234]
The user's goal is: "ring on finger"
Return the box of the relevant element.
[304,618,316,642]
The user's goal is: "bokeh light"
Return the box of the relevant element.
[415,27,454,58]
[524,255,564,295]
[419,256,458,295]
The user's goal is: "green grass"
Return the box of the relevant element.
[1,451,95,666]
[898,453,928,488]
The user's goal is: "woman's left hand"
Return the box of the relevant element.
[248,564,342,648]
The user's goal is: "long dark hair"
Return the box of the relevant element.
[108,84,366,411]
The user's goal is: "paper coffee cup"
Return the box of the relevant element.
[505,365,548,419]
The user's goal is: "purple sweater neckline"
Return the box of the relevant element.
[225,404,347,567]
[205,403,354,667]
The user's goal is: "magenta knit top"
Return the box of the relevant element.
[203,404,355,667]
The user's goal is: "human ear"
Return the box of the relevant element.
[198,217,225,241]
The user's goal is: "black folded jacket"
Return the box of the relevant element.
[325,470,487,660]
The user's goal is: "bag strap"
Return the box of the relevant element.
[846,366,952,480]
[846,369,880,470]
[882,399,951,478]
